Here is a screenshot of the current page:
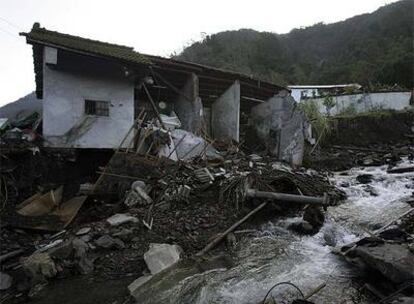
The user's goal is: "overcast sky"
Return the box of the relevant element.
[0,0,398,106]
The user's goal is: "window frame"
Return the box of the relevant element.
[84,99,110,117]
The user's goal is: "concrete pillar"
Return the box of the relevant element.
[250,94,306,167]
[211,80,240,142]
[174,73,203,133]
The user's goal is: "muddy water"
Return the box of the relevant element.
[151,160,414,304]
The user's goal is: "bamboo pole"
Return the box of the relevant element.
[196,202,268,256]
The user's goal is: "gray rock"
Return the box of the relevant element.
[128,275,153,297]
[0,272,13,290]
[289,220,314,235]
[95,235,125,249]
[144,243,183,275]
[76,227,91,236]
[356,174,373,184]
[73,238,94,274]
[106,213,139,226]
[130,254,232,302]
[350,243,414,284]
[323,228,337,247]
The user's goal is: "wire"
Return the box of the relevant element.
[262,281,305,304]
[0,16,24,31]
[0,26,18,38]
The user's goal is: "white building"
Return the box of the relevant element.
[21,23,288,150]
[288,84,362,103]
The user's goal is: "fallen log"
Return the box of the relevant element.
[246,189,328,205]
[196,202,268,256]
[387,166,414,174]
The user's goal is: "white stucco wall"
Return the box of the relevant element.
[42,52,134,148]
[309,92,412,115]
[290,88,319,102]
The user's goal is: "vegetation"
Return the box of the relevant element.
[177,0,413,88]
[298,100,329,140]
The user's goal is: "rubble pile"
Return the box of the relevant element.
[0,130,343,303]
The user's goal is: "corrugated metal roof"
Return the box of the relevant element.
[288,84,361,89]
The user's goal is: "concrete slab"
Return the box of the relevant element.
[143,243,183,275]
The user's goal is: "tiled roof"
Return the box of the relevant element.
[21,23,151,65]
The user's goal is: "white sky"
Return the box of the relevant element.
[0,0,398,106]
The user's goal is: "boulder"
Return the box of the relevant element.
[349,243,414,284]
[144,243,183,275]
[0,272,13,290]
[303,206,325,228]
[356,174,374,184]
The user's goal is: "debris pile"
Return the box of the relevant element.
[0,118,344,303]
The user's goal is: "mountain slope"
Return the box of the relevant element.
[177,0,414,88]
[0,92,42,121]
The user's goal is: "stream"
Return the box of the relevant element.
[146,159,414,304]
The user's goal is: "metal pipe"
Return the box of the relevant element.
[246,189,328,205]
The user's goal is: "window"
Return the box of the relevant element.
[85,100,109,116]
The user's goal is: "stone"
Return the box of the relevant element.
[363,185,379,196]
[288,220,314,235]
[72,238,94,274]
[124,181,153,207]
[356,174,373,184]
[47,240,73,260]
[362,158,374,166]
[22,253,57,282]
[113,228,134,241]
[323,226,337,247]
[128,275,153,297]
[95,235,125,249]
[0,272,13,290]
[349,242,414,284]
[76,227,91,236]
[106,213,139,226]
[303,206,325,228]
[144,243,183,275]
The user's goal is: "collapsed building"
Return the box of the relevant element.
[18,23,309,166]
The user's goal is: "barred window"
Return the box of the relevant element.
[85,100,109,116]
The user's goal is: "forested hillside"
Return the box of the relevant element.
[177,0,414,88]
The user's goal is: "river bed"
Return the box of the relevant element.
[144,160,414,304]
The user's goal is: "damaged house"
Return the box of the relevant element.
[20,23,308,165]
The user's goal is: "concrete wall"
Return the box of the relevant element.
[211,81,240,142]
[250,94,307,166]
[290,88,319,102]
[310,92,412,115]
[43,49,134,148]
[174,73,203,134]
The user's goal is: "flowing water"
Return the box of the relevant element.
[151,160,414,304]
